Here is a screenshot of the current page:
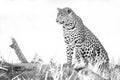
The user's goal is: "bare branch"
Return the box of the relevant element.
[10,38,28,63]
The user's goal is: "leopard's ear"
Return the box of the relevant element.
[67,9,72,14]
[67,8,73,18]
[57,8,61,11]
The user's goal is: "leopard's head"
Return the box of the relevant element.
[56,7,77,30]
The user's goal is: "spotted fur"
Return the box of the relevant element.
[56,7,110,79]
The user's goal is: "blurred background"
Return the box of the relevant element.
[0,0,120,64]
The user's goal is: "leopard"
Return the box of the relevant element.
[56,7,110,79]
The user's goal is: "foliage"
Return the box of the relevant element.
[1,55,120,80]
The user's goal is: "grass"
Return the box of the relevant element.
[1,55,120,80]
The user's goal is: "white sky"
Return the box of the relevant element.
[0,0,120,64]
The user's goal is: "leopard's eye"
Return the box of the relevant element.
[60,12,65,16]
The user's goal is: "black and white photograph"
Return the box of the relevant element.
[0,0,120,80]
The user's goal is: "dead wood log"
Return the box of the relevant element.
[0,38,46,79]
[0,60,38,79]
[9,38,28,63]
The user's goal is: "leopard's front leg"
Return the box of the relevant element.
[66,44,75,67]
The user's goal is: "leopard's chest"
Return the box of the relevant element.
[63,28,78,44]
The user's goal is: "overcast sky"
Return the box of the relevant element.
[0,0,120,64]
